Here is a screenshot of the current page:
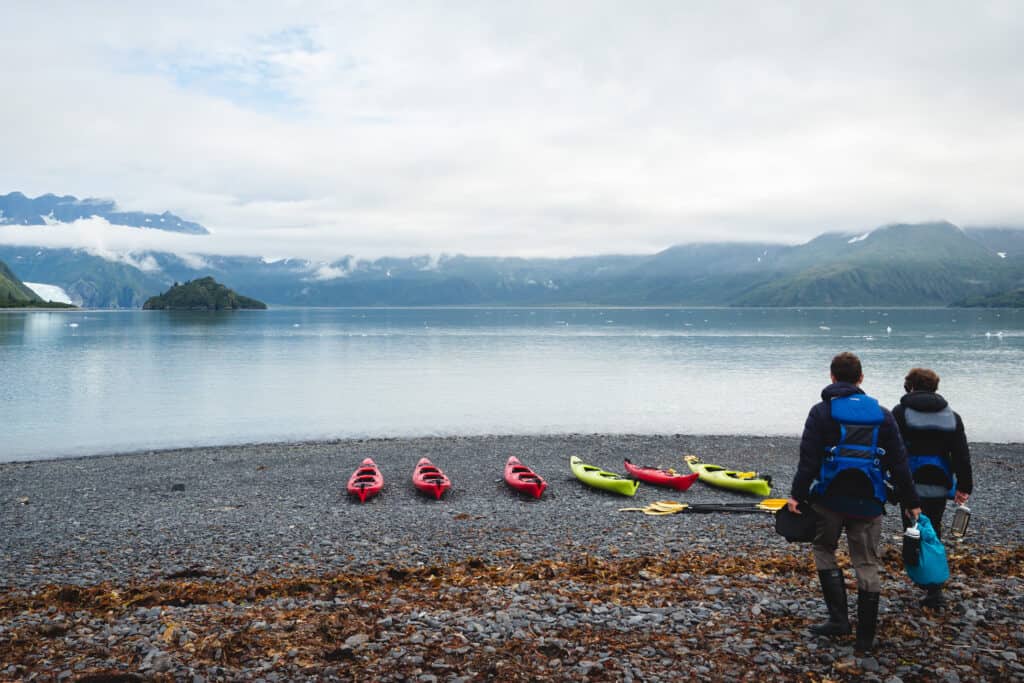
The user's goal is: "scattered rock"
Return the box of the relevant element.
[344,632,370,649]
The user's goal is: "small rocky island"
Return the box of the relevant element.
[142,276,267,310]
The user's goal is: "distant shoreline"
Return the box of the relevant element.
[3,433,1022,466]
[4,303,1024,312]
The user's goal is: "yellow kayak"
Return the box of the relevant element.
[570,456,640,497]
[684,455,772,497]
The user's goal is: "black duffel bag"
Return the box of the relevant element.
[775,500,819,543]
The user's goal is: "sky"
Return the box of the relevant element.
[1,1,1023,261]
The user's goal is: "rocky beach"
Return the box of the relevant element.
[2,434,1022,682]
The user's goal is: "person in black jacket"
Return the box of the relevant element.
[893,367,973,609]
[787,352,921,653]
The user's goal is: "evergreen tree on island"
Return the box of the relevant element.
[142,277,267,310]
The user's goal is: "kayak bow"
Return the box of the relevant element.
[346,457,383,503]
[413,457,451,500]
[504,456,547,499]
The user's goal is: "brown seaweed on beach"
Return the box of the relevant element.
[1,546,1022,681]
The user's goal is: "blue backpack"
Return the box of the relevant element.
[811,394,889,505]
[906,515,949,586]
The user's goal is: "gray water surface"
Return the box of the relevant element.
[1,307,1021,461]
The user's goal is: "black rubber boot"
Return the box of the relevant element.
[810,569,851,636]
[921,584,946,610]
[855,591,880,653]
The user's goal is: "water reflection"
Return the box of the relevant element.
[0,311,82,345]
[164,310,239,328]
[0,312,27,345]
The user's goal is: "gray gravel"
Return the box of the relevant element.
[1,434,1022,681]
[2,434,1021,588]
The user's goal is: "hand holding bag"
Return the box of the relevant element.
[905,515,949,586]
[775,501,818,543]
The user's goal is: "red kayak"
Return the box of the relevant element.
[504,456,547,499]
[347,457,384,503]
[623,458,699,491]
[412,457,451,500]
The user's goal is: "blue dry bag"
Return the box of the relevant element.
[905,515,949,586]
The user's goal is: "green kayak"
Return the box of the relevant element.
[570,456,640,497]
[684,455,772,497]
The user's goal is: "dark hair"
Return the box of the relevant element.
[830,352,862,383]
[904,367,940,393]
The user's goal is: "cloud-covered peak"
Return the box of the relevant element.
[0,192,208,234]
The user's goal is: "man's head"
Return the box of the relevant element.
[830,352,863,385]
[904,367,940,393]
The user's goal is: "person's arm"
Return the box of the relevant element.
[788,407,824,512]
[891,404,906,432]
[881,411,921,510]
[952,412,972,503]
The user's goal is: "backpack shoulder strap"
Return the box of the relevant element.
[830,394,884,425]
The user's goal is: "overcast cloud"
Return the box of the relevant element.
[1,1,1022,260]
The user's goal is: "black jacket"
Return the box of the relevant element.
[791,382,920,517]
[892,391,972,496]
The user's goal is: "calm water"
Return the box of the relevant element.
[1,307,1022,461]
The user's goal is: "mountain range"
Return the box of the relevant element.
[0,192,209,234]
[2,205,1024,308]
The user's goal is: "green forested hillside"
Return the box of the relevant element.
[143,277,267,310]
[964,227,1024,259]
[1,259,43,306]
[954,288,1024,307]
[729,223,1016,306]
[0,260,76,308]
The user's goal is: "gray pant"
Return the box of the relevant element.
[811,503,882,592]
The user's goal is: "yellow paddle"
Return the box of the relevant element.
[620,498,789,515]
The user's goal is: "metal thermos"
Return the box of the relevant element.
[951,504,971,537]
[902,523,921,567]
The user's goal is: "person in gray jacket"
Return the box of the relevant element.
[893,367,973,609]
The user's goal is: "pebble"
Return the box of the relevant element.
[343,633,369,649]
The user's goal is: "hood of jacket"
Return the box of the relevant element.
[820,381,864,403]
[900,390,948,413]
